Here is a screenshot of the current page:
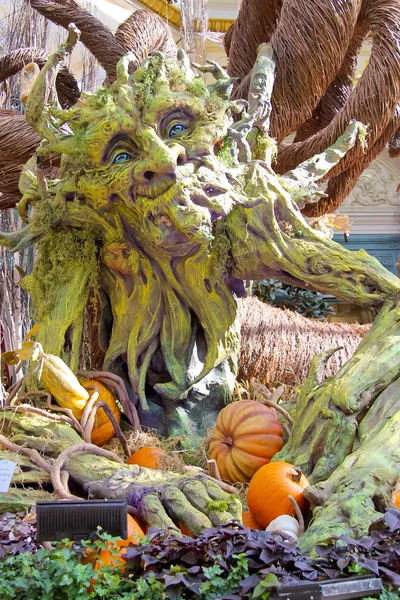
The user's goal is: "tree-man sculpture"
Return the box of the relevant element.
[1,15,400,552]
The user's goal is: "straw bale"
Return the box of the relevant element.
[238,297,369,388]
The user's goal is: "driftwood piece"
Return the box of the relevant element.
[0,488,55,514]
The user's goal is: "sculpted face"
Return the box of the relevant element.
[56,55,244,258]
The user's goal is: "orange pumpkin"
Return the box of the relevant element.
[391,482,400,508]
[208,400,284,483]
[242,510,264,530]
[93,514,144,573]
[127,447,166,469]
[247,461,310,528]
[78,378,121,446]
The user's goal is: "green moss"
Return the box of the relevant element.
[357,123,368,152]
[23,227,100,320]
[211,220,231,280]
[215,137,237,168]
[256,132,277,161]
[28,197,66,236]
[168,66,188,91]
[187,77,208,98]
[206,500,229,513]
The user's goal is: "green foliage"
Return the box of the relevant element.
[214,136,237,167]
[252,573,279,599]
[348,562,371,576]
[253,278,333,319]
[0,538,133,600]
[199,553,249,599]
[365,588,400,600]
[0,530,167,600]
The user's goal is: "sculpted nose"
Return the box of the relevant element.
[134,142,187,183]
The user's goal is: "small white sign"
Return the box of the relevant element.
[0,460,17,493]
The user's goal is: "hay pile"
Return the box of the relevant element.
[238,297,369,387]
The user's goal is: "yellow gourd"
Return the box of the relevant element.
[41,354,89,419]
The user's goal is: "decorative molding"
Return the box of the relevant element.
[134,0,234,32]
[336,156,400,235]
[342,159,400,207]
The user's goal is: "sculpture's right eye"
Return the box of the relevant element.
[113,151,132,164]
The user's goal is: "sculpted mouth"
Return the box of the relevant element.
[133,163,196,199]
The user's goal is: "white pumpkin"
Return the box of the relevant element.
[265,514,300,541]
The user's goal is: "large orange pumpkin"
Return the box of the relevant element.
[247,461,310,528]
[208,400,284,482]
[242,510,264,530]
[127,447,166,469]
[78,378,121,446]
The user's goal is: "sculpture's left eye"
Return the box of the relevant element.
[113,152,132,164]
[169,123,185,138]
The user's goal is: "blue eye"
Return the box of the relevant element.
[169,123,185,138]
[113,152,132,164]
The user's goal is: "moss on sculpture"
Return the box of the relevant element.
[2,31,400,547]
[1,32,400,442]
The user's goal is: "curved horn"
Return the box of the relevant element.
[274,0,400,176]
[225,0,283,82]
[302,107,400,217]
[294,20,369,142]
[26,0,125,79]
[227,0,400,214]
[0,48,79,108]
[27,1,176,83]
[0,111,40,210]
[114,10,177,68]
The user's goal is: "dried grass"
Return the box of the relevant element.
[103,426,212,473]
[238,297,369,388]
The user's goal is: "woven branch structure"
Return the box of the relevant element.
[225,0,400,216]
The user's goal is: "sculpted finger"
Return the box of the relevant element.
[139,492,180,534]
[163,485,212,535]
[181,479,235,526]
[203,479,242,521]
